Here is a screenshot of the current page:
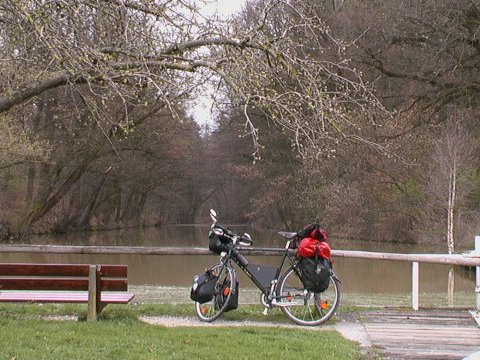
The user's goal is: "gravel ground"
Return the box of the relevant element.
[139,315,335,330]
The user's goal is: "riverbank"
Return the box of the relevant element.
[130,285,476,309]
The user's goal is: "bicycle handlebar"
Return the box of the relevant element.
[211,223,252,267]
[212,224,253,246]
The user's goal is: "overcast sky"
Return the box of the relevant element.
[201,0,246,16]
[189,0,248,133]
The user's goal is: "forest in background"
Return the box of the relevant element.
[0,0,479,252]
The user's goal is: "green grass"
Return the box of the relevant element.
[0,303,322,323]
[0,304,365,360]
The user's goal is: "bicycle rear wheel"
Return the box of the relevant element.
[194,262,236,322]
[276,266,340,326]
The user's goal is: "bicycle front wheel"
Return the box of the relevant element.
[276,266,341,326]
[194,262,236,322]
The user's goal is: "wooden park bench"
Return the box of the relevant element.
[0,263,135,320]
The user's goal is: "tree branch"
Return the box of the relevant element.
[98,0,169,17]
[0,73,86,113]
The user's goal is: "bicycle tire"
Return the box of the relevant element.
[194,262,236,322]
[276,266,341,326]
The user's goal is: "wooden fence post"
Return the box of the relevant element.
[412,262,419,311]
[87,265,98,321]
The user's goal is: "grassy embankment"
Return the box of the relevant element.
[0,303,365,360]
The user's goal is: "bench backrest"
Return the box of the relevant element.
[0,263,128,291]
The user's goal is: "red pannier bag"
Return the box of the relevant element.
[297,237,332,259]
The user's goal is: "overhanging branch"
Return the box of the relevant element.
[0,73,86,113]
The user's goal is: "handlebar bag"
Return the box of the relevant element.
[208,233,232,254]
[297,257,332,293]
[190,270,218,303]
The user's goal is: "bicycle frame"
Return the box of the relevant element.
[226,237,298,307]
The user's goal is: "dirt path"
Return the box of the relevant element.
[140,315,334,329]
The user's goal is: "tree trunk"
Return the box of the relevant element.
[447,165,456,254]
[76,172,109,229]
[14,154,95,238]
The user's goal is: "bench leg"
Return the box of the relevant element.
[87,265,98,321]
[96,265,103,315]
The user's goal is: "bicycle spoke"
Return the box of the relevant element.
[194,262,235,322]
[276,266,340,326]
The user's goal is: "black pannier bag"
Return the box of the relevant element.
[209,233,233,254]
[190,270,218,303]
[297,257,332,293]
[214,280,239,312]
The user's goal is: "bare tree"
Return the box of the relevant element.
[426,109,478,253]
[0,0,384,152]
[348,0,480,116]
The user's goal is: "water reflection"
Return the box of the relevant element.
[0,225,476,302]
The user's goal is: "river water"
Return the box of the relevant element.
[0,225,476,306]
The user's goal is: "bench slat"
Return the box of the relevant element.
[99,265,128,278]
[0,278,128,291]
[0,263,128,278]
[0,291,135,304]
[0,264,89,276]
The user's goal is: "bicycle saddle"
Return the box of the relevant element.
[278,231,298,239]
